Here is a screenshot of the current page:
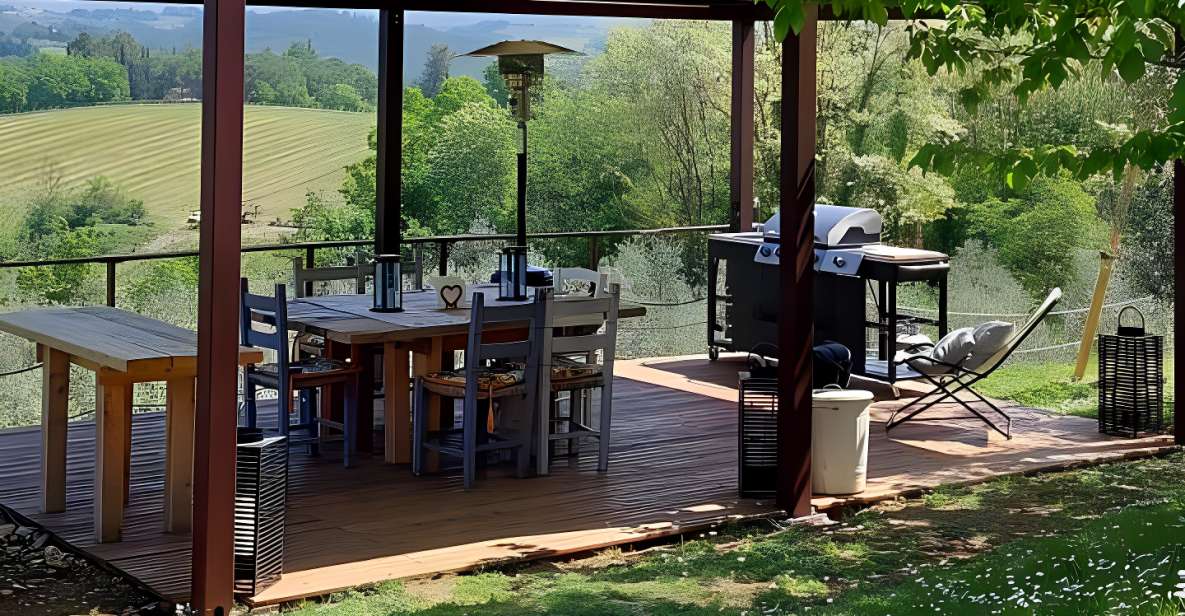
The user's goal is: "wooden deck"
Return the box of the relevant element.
[0,354,1174,607]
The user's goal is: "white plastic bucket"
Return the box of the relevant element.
[811,389,872,495]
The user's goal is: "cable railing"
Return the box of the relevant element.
[0,224,728,308]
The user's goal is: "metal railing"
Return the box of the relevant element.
[0,225,728,307]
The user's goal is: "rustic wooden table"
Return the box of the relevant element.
[286,286,645,467]
[0,306,263,543]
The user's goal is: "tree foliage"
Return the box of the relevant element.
[418,43,451,99]
[761,0,1183,188]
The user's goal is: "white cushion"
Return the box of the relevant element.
[966,320,1015,369]
[899,327,975,375]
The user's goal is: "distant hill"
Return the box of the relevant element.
[0,1,640,81]
[0,104,374,232]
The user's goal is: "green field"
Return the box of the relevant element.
[0,103,375,237]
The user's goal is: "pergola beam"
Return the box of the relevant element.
[192,0,245,612]
[776,5,817,517]
[729,18,755,232]
[375,8,403,257]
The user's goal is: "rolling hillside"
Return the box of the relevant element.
[0,103,375,238]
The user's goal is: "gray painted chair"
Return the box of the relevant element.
[412,290,546,489]
[239,279,362,466]
[536,283,620,475]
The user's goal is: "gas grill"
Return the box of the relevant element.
[707,204,951,382]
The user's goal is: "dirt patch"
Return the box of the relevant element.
[0,506,169,616]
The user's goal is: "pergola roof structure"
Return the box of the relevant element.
[134,0,1183,613]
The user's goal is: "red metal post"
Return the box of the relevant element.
[375,8,403,257]
[776,6,817,518]
[192,0,244,612]
[730,19,755,232]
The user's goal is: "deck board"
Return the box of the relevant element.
[0,354,1174,606]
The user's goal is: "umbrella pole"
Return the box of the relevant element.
[517,119,527,249]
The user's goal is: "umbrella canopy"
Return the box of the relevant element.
[461,40,582,57]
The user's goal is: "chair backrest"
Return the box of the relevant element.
[462,291,547,399]
[240,278,290,368]
[971,287,1062,375]
[555,267,609,298]
[293,252,368,298]
[540,282,620,366]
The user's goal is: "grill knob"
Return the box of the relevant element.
[833,256,846,268]
[775,247,781,258]
[760,246,772,257]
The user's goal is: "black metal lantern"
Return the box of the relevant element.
[371,253,402,313]
[499,245,528,301]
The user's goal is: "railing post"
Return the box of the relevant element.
[105,261,116,307]
[304,246,315,297]
[437,240,449,276]
[413,244,424,289]
[588,236,600,270]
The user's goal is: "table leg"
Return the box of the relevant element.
[123,384,133,505]
[350,343,375,453]
[412,337,444,472]
[164,378,195,533]
[95,378,129,543]
[41,346,69,514]
[383,342,411,464]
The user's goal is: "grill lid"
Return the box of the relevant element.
[759,204,882,247]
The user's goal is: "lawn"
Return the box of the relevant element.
[979,355,1175,422]
[283,452,1185,616]
[0,103,374,233]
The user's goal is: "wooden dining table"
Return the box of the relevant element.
[285,285,645,468]
[0,306,263,543]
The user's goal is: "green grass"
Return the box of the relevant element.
[979,355,1175,419]
[282,452,1185,616]
[0,103,374,233]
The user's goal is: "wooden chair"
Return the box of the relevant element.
[555,267,609,298]
[412,290,545,489]
[240,279,363,466]
[536,283,620,475]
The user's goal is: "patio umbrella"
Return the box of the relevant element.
[463,40,582,298]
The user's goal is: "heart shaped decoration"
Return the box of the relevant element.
[440,285,464,309]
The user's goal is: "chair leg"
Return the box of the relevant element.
[277,381,290,437]
[597,385,612,473]
[307,388,320,457]
[344,379,358,468]
[412,379,425,476]
[462,396,477,490]
[538,391,554,476]
[245,381,258,429]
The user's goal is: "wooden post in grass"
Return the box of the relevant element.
[1073,165,1137,382]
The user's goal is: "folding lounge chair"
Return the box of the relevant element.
[880,288,1063,439]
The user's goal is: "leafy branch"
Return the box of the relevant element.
[759,0,1184,187]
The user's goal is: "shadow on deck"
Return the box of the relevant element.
[0,354,1174,606]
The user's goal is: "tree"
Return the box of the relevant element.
[760,0,1184,187]
[0,60,28,112]
[417,43,451,98]
[481,62,509,107]
[968,175,1102,297]
[316,83,367,112]
[424,103,516,234]
[16,220,104,305]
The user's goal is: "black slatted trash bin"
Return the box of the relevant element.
[1098,307,1163,438]
[234,427,288,597]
